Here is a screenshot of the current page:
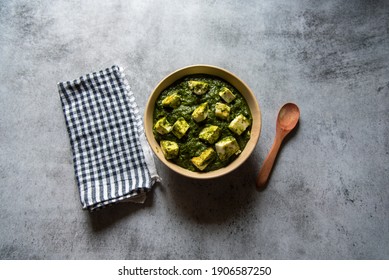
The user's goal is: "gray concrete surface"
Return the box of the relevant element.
[0,0,388,259]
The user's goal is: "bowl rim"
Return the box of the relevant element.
[144,64,261,179]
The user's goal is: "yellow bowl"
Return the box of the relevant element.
[144,65,261,179]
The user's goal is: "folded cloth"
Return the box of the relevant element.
[58,65,160,211]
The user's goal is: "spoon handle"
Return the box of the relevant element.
[256,134,283,190]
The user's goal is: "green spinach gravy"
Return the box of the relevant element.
[153,75,252,172]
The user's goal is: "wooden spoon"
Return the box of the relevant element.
[256,103,300,190]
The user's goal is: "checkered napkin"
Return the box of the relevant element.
[58,65,160,211]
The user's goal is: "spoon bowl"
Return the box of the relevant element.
[277,103,300,131]
[256,103,300,190]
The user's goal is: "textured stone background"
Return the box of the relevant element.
[0,0,388,259]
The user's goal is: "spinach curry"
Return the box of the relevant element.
[153,75,252,172]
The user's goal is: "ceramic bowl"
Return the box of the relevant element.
[144,64,261,179]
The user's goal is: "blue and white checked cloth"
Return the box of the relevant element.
[58,65,160,211]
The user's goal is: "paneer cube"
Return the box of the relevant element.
[154,117,172,135]
[228,114,250,135]
[162,92,181,108]
[215,102,230,119]
[218,87,236,103]
[192,102,208,122]
[188,81,209,95]
[215,136,241,161]
[160,140,179,160]
[191,147,216,171]
[199,125,221,144]
[172,117,190,139]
